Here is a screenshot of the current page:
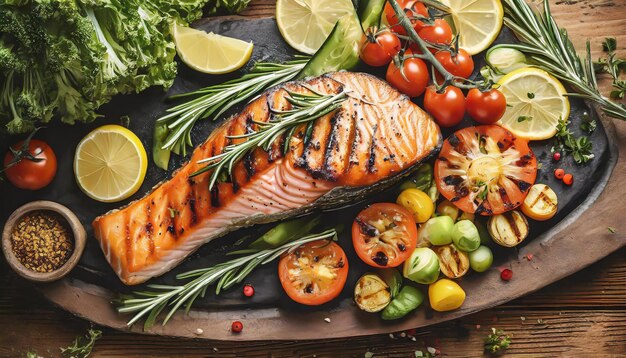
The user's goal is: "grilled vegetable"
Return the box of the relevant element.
[521,184,558,221]
[451,220,481,252]
[396,188,434,223]
[354,273,392,312]
[488,210,529,247]
[429,279,466,312]
[434,244,470,279]
[381,285,424,320]
[424,216,455,246]
[437,200,460,221]
[434,125,538,216]
[248,216,320,249]
[403,247,441,284]
[459,211,475,222]
[378,268,403,298]
[468,245,494,272]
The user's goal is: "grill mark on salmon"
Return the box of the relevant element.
[92,72,441,285]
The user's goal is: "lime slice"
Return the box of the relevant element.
[440,0,504,55]
[496,67,570,140]
[173,24,253,74]
[276,0,354,55]
[74,125,148,203]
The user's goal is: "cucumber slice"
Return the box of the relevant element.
[358,0,386,30]
[486,46,528,75]
[298,11,362,78]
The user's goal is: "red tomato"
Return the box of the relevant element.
[278,240,348,306]
[435,49,474,82]
[4,139,57,190]
[352,203,418,268]
[385,51,429,97]
[418,19,453,48]
[434,125,537,216]
[465,88,507,124]
[423,86,466,127]
[360,30,401,67]
[384,0,429,35]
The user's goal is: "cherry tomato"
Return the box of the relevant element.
[465,88,507,124]
[278,240,348,306]
[360,29,401,67]
[418,19,453,48]
[554,168,565,180]
[434,125,538,216]
[384,0,429,35]
[4,139,57,190]
[423,86,466,127]
[231,321,243,333]
[563,173,574,185]
[385,51,429,97]
[352,203,418,268]
[435,49,474,82]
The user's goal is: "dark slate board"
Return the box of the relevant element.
[0,18,610,312]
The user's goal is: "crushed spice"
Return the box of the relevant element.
[11,211,73,273]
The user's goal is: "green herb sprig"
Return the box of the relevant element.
[491,0,626,121]
[153,58,309,169]
[60,328,102,358]
[594,38,626,100]
[484,328,511,354]
[552,118,594,164]
[116,229,337,329]
[191,87,349,189]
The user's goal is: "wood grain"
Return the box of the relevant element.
[2,0,626,356]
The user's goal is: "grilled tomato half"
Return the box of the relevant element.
[278,240,348,306]
[434,125,537,216]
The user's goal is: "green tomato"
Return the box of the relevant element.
[468,245,494,272]
[403,247,440,284]
[381,286,424,320]
[452,220,481,252]
[475,220,492,245]
[424,216,455,245]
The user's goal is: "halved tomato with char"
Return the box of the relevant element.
[434,125,537,216]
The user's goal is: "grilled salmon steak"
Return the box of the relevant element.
[93,72,441,285]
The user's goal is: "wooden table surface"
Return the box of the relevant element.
[1,0,625,356]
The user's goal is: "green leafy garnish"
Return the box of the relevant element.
[484,328,511,354]
[553,118,594,164]
[517,115,532,123]
[608,227,616,234]
[60,328,102,358]
[594,38,626,100]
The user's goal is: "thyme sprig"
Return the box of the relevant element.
[594,38,626,100]
[191,87,349,189]
[491,0,626,121]
[153,58,309,169]
[552,118,594,164]
[116,229,337,329]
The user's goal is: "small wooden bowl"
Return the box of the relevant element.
[2,201,86,282]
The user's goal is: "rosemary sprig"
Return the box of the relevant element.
[116,229,337,329]
[191,87,349,189]
[491,0,626,121]
[153,58,309,168]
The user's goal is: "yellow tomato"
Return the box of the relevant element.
[396,188,435,223]
[521,184,558,221]
[428,278,466,312]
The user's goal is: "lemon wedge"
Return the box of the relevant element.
[440,0,504,55]
[276,0,354,55]
[496,67,570,140]
[74,125,147,203]
[173,24,253,74]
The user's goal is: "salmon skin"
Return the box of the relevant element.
[93,72,441,285]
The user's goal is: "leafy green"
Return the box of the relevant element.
[0,0,250,135]
[552,118,594,164]
[484,328,511,354]
[60,328,102,358]
[594,37,626,100]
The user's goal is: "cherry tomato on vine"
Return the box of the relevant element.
[418,19,453,49]
[423,86,466,127]
[386,50,429,97]
[384,0,429,35]
[465,88,507,124]
[3,139,57,190]
[278,240,349,306]
[352,203,418,268]
[434,48,474,82]
[360,29,402,67]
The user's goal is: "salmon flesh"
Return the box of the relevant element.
[93,72,441,285]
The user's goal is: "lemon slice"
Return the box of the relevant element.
[496,67,570,140]
[276,0,354,55]
[74,125,147,203]
[173,24,253,74]
[440,0,504,55]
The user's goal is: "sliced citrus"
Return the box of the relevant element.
[276,0,354,55]
[440,0,504,55]
[173,24,253,74]
[496,67,570,140]
[74,125,147,203]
